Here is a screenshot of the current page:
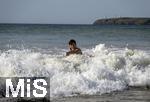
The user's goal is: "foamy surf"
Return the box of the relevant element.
[0,44,149,98]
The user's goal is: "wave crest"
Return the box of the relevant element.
[0,44,150,97]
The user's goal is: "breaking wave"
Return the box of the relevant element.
[0,44,150,98]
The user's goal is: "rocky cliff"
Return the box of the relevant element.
[93,17,150,25]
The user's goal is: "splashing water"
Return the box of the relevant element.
[0,44,150,98]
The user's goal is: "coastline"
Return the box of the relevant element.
[94,17,150,25]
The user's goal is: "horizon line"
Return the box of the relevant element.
[0,23,92,25]
[0,17,149,25]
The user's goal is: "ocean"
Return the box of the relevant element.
[0,24,150,101]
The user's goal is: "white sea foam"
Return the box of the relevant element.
[0,44,150,98]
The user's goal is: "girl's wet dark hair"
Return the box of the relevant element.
[69,39,76,45]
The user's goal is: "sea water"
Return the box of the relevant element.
[0,24,150,99]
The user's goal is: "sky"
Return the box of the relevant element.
[0,0,150,24]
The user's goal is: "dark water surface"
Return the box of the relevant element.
[52,87,150,102]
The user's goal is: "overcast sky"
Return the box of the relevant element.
[0,0,150,24]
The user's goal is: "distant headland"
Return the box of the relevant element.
[93,17,150,25]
